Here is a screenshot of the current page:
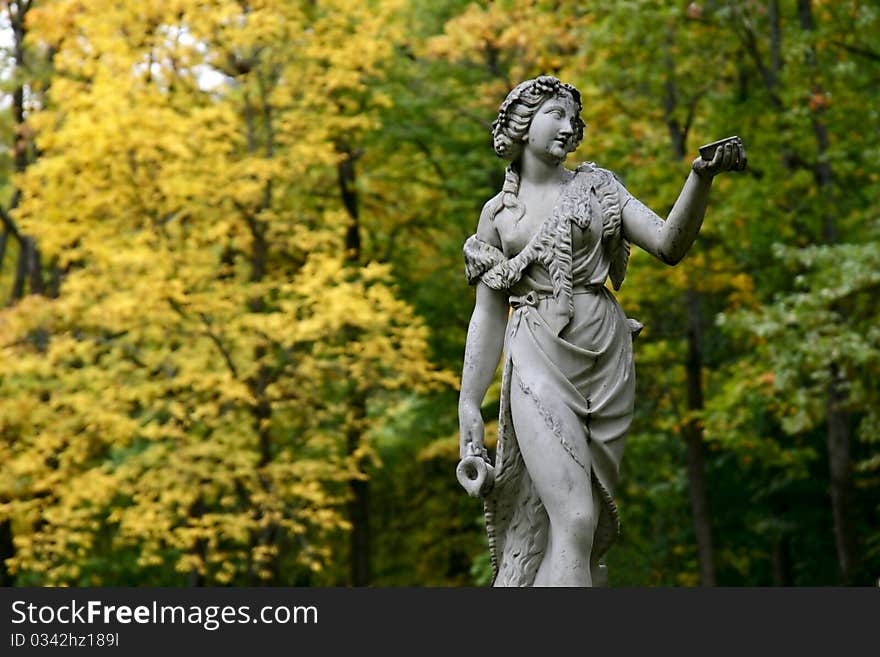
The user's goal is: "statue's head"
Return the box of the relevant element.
[491,75,585,163]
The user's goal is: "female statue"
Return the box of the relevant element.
[457,75,745,586]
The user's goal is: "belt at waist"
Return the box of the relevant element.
[509,284,605,309]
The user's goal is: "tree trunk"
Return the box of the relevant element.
[683,288,716,586]
[662,42,717,584]
[771,534,792,586]
[10,236,27,303]
[0,518,13,585]
[797,0,859,584]
[826,365,857,583]
[27,236,44,296]
[5,2,44,302]
[338,143,370,586]
[0,230,7,274]
[346,394,370,587]
[11,2,28,177]
[0,2,37,576]
[239,80,284,584]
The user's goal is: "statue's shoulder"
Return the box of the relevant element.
[472,191,504,247]
[575,161,622,184]
[479,191,504,221]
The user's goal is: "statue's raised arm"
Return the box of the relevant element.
[621,135,747,265]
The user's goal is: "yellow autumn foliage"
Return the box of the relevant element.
[0,0,449,585]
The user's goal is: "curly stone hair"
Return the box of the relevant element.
[491,75,584,161]
[490,76,585,222]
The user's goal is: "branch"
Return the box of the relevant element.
[662,44,688,160]
[8,237,27,304]
[257,68,276,159]
[831,39,880,63]
[232,198,259,234]
[682,86,709,148]
[198,312,239,379]
[732,9,784,109]
[0,205,21,241]
[411,138,446,180]
[165,296,240,380]
[252,328,300,370]
[242,89,257,153]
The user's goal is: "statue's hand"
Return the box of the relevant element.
[458,402,486,460]
[692,137,747,179]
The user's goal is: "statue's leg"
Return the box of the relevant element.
[509,369,599,587]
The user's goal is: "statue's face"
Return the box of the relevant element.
[524,92,579,165]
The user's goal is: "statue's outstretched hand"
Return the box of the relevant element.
[459,403,486,460]
[692,137,747,178]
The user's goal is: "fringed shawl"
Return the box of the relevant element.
[463,163,630,327]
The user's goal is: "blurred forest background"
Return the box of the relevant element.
[0,0,878,587]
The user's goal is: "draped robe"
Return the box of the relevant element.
[463,162,641,586]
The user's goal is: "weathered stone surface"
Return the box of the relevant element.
[457,75,746,587]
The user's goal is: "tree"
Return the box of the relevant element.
[709,0,880,584]
[0,0,449,585]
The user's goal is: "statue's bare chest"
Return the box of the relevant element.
[495,182,563,255]
[494,184,598,258]
[495,211,546,257]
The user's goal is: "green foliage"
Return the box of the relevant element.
[0,0,878,586]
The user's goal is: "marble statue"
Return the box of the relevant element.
[457,75,746,587]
